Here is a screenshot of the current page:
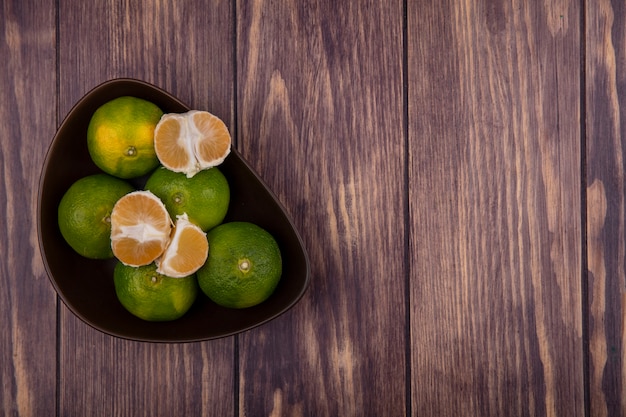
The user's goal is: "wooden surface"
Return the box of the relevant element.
[1,1,624,416]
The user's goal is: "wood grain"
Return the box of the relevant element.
[586,0,626,415]
[5,0,626,415]
[236,0,407,415]
[57,1,235,416]
[408,1,583,415]
[0,1,58,415]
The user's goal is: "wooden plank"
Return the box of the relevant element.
[585,0,626,415]
[236,1,406,415]
[408,1,583,415]
[0,1,58,415]
[57,1,235,415]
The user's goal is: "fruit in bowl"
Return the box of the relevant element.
[38,78,309,342]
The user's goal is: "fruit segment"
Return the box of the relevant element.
[153,115,195,173]
[154,110,231,178]
[156,214,209,278]
[110,190,172,267]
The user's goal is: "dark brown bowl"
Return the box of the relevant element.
[38,78,310,342]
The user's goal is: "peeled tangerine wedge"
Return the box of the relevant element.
[154,110,231,178]
[111,191,172,267]
[156,213,209,278]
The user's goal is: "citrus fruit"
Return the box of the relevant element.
[110,190,172,267]
[144,166,230,232]
[156,213,209,278]
[87,96,163,179]
[114,262,198,321]
[197,222,282,309]
[58,174,134,259]
[154,110,231,178]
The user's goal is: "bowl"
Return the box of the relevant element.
[38,78,310,342]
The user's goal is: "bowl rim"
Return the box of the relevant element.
[37,77,310,342]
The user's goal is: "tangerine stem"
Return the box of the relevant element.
[239,260,250,272]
